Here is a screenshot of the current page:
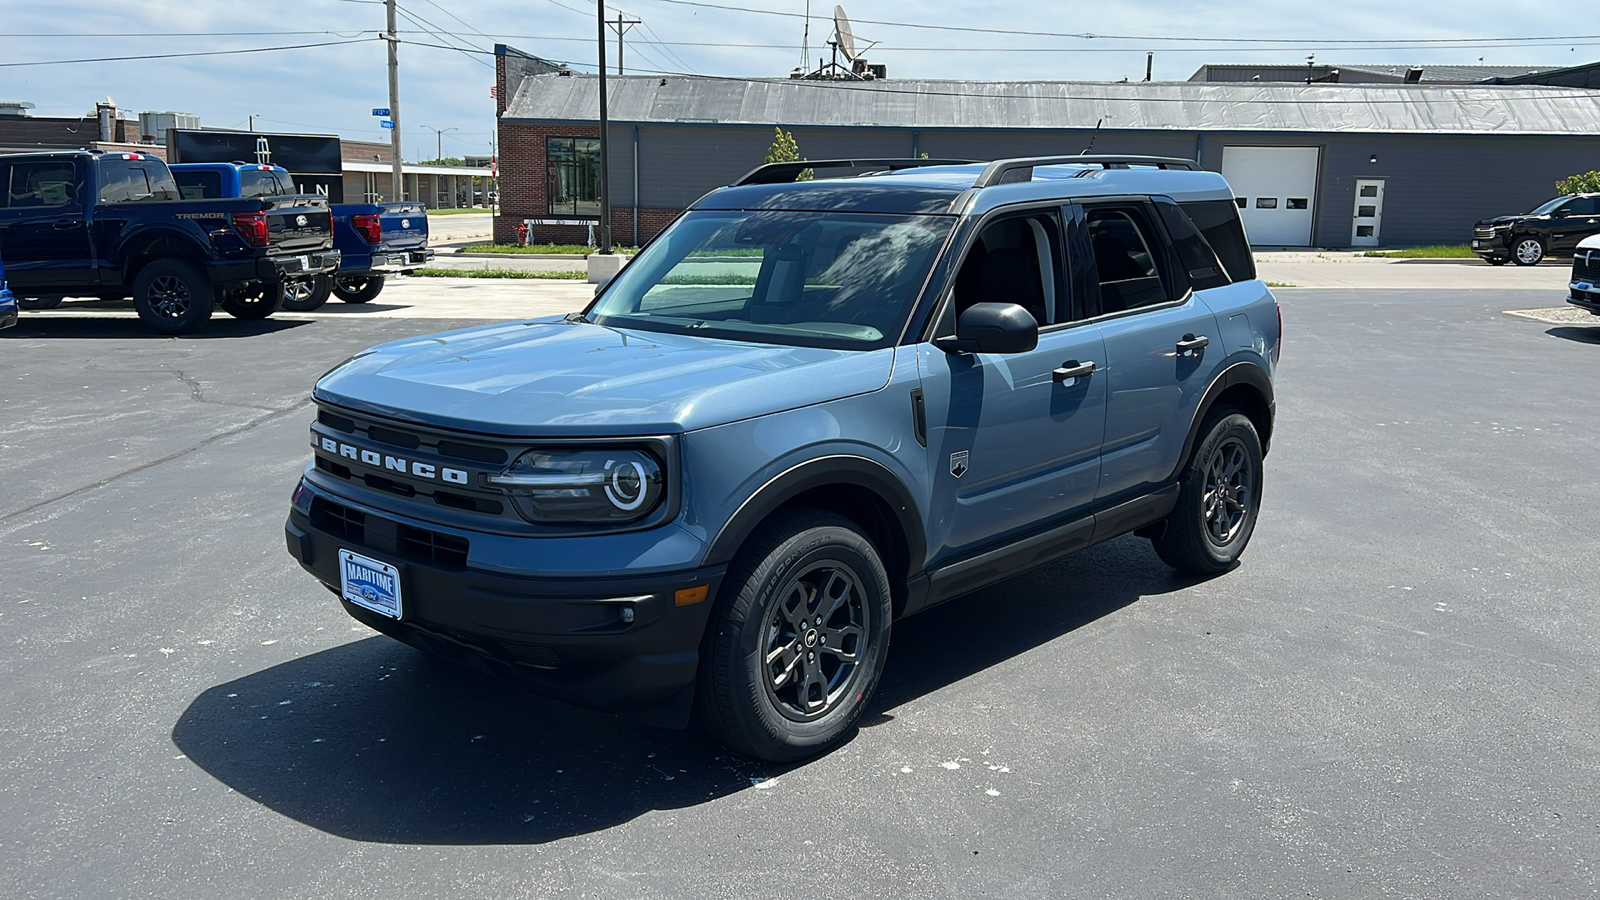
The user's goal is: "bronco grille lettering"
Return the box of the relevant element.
[317,435,468,483]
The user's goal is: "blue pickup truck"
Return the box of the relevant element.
[171,163,432,311]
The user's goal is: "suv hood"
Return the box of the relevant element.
[1477,214,1542,227]
[313,317,896,436]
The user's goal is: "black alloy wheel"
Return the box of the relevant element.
[132,259,213,335]
[1151,406,1264,575]
[698,509,892,762]
[331,274,386,303]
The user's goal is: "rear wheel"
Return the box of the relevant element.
[331,274,385,303]
[220,284,280,320]
[132,259,213,335]
[278,274,332,312]
[18,295,63,310]
[697,509,892,762]
[1512,237,1545,266]
[1151,407,1264,575]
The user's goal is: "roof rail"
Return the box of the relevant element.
[973,155,1199,188]
[734,157,978,186]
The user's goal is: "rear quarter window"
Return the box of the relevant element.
[173,171,223,200]
[1182,199,1257,282]
[1156,201,1230,291]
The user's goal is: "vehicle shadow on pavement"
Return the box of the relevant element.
[1546,325,1600,344]
[873,535,1202,713]
[2,317,310,339]
[172,536,1196,846]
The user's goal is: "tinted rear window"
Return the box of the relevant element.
[1157,201,1230,291]
[98,159,179,203]
[1181,200,1257,282]
[239,168,286,198]
[173,170,222,200]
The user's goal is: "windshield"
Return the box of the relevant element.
[588,210,954,349]
[1530,197,1569,215]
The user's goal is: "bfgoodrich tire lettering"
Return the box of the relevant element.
[1151,406,1264,575]
[697,509,892,762]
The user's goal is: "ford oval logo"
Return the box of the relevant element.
[295,214,308,227]
[401,218,411,228]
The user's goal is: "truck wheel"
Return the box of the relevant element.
[18,295,64,310]
[279,275,331,312]
[1151,406,1264,575]
[220,284,280,320]
[132,260,213,335]
[331,275,385,303]
[697,509,892,762]
[1512,237,1545,266]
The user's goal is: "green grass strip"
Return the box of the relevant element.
[1361,245,1476,258]
[411,267,585,280]
[457,243,638,255]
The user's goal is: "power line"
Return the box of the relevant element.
[395,3,495,68]
[3,30,379,38]
[0,38,373,68]
[478,33,1600,53]
[631,0,1600,46]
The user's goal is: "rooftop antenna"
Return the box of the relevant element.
[801,0,811,71]
[1081,118,1104,154]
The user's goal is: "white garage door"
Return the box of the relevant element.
[1221,146,1320,246]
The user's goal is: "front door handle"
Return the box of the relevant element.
[53,220,80,230]
[1176,333,1210,356]
[1052,360,1096,383]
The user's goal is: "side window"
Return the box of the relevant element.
[174,171,222,200]
[948,211,1065,328]
[1156,201,1231,292]
[1563,197,1598,217]
[8,160,80,208]
[1085,206,1167,313]
[1181,199,1257,283]
[97,159,155,203]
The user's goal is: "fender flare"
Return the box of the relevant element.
[1168,360,1275,482]
[703,454,927,572]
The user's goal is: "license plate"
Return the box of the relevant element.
[1472,241,1485,248]
[339,549,402,619]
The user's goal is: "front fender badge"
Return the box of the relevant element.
[950,451,969,478]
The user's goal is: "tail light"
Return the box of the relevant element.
[352,213,382,244]
[231,211,270,247]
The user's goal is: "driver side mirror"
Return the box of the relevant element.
[935,302,1039,355]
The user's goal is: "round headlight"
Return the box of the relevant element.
[486,448,664,524]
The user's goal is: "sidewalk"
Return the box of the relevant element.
[1254,252,1571,289]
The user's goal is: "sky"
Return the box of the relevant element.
[0,0,1592,160]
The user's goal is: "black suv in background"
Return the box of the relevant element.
[1472,194,1600,266]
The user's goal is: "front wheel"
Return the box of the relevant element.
[132,259,213,335]
[1151,407,1264,575]
[1512,237,1545,266]
[697,509,892,762]
[278,274,332,312]
[331,274,385,303]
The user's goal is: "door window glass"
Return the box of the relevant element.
[97,160,164,203]
[8,161,79,208]
[948,212,1063,327]
[1563,197,1599,216]
[1085,207,1167,312]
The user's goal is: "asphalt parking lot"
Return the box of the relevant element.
[2,286,1597,898]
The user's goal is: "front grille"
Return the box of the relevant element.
[438,440,507,464]
[398,524,469,568]
[1572,254,1600,284]
[1473,226,1501,241]
[311,497,366,543]
[367,424,420,450]
[318,410,356,432]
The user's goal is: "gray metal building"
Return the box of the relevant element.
[496,59,1600,248]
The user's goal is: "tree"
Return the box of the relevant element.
[1556,171,1600,194]
[763,127,812,181]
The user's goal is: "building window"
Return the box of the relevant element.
[547,136,601,217]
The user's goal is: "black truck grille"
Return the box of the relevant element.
[311,496,471,568]
[1473,226,1500,241]
[1572,253,1600,284]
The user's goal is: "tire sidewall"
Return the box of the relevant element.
[132,260,213,334]
[712,518,892,760]
[332,275,384,303]
[1185,413,1264,567]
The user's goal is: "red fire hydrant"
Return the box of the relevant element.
[515,222,529,245]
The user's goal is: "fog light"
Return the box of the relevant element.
[619,606,635,624]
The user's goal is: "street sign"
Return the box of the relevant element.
[380,120,394,130]
[372,108,390,117]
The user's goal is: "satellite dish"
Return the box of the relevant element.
[833,5,857,62]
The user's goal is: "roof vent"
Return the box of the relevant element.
[0,100,35,117]
[1404,66,1424,83]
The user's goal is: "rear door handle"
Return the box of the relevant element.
[1052,360,1096,383]
[1176,333,1210,355]
[53,220,80,230]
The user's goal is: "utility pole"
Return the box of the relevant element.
[605,14,641,75]
[597,0,612,253]
[384,0,404,201]
[422,125,457,162]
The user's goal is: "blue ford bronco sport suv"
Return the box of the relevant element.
[286,155,1280,761]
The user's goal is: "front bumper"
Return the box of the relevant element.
[0,287,15,329]
[284,479,723,727]
[351,248,433,275]
[1569,283,1600,315]
[1471,236,1510,260]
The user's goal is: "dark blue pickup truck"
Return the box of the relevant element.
[171,163,432,310]
[0,150,338,333]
